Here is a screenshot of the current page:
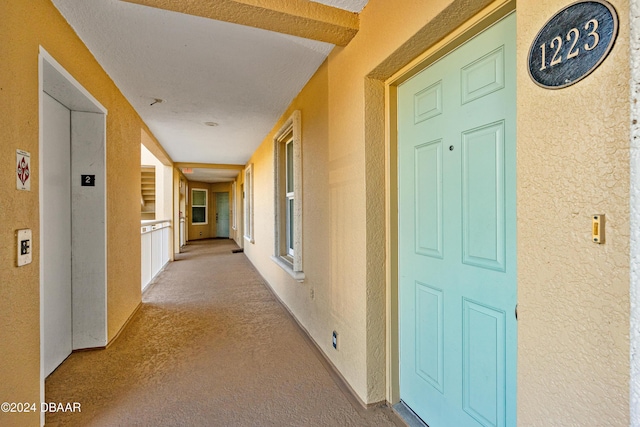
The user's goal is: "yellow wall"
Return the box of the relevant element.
[517,0,630,424]
[245,53,378,401]
[0,2,167,425]
[0,0,632,425]
[243,0,631,422]
[245,0,507,405]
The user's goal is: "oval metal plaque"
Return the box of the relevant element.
[528,1,618,89]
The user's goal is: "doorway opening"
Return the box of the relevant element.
[382,2,517,426]
[39,47,107,423]
[215,191,230,238]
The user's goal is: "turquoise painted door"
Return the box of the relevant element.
[216,192,230,238]
[398,14,516,427]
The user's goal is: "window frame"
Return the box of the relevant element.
[231,181,237,231]
[191,188,208,225]
[272,110,304,282]
[285,138,295,257]
[244,164,254,243]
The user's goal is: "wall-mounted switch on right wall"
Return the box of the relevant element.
[592,214,605,244]
[16,229,32,266]
[332,331,338,350]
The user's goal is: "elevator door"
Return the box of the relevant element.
[42,92,72,377]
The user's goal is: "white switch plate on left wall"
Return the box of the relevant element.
[17,229,32,266]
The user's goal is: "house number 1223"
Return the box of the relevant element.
[528,1,618,89]
[538,19,600,71]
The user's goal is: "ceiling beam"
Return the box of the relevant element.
[120,0,359,46]
[175,162,245,170]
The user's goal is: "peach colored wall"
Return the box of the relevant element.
[631,2,640,423]
[243,0,632,423]
[1,2,166,425]
[244,0,507,405]
[0,0,632,425]
[517,0,630,424]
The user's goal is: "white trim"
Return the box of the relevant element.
[231,181,237,230]
[244,164,254,243]
[38,46,45,427]
[273,111,303,278]
[39,47,107,114]
[271,256,306,282]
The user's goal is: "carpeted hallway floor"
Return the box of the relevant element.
[45,239,404,426]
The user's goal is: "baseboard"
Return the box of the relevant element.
[245,262,384,413]
[142,260,170,292]
[70,301,143,353]
[104,300,143,349]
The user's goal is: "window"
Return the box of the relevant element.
[272,110,304,281]
[191,188,207,224]
[231,181,237,230]
[285,138,294,256]
[244,164,254,243]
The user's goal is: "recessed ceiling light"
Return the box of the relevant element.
[204,121,219,127]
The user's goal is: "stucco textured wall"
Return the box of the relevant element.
[245,0,502,404]
[631,0,640,424]
[244,0,633,421]
[517,0,630,425]
[1,2,165,424]
[3,0,630,424]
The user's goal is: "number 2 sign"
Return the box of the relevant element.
[528,1,618,89]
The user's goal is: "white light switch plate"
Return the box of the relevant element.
[17,229,32,266]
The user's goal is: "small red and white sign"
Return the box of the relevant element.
[16,149,31,191]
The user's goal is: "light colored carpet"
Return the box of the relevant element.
[45,239,403,426]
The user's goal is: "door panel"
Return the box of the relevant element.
[415,282,444,392]
[415,140,443,258]
[415,81,444,123]
[216,192,230,238]
[43,93,72,377]
[398,13,516,427]
[463,299,506,427]
[462,122,505,271]
[461,47,505,105]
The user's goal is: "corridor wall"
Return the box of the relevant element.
[0,2,168,425]
[242,0,632,424]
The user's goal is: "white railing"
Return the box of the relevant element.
[141,219,171,291]
[179,217,186,248]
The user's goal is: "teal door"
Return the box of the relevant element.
[398,14,516,427]
[216,192,230,238]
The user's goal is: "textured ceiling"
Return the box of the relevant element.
[312,0,368,12]
[182,168,240,183]
[51,0,368,181]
